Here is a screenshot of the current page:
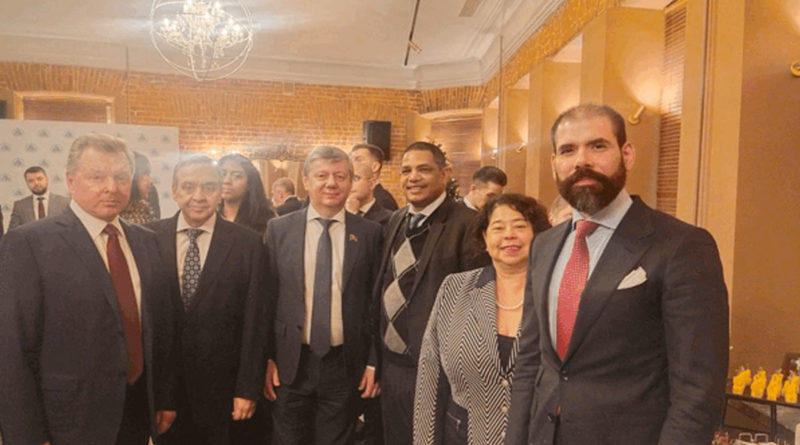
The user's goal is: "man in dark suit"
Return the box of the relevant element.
[0,134,176,445]
[346,163,392,227]
[376,142,488,445]
[263,146,382,445]
[151,155,267,445]
[350,143,398,211]
[272,177,303,216]
[459,165,507,212]
[8,166,70,230]
[505,104,729,445]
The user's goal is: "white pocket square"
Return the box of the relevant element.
[617,267,647,290]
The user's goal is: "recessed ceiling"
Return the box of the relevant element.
[0,0,566,89]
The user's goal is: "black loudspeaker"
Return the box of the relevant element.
[363,120,391,161]
[0,100,7,119]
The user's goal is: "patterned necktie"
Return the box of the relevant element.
[181,228,202,310]
[408,212,425,231]
[556,220,599,359]
[37,196,45,219]
[103,224,143,384]
[311,218,333,357]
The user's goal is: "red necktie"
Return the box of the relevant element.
[37,197,45,219]
[103,224,143,384]
[556,220,599,359]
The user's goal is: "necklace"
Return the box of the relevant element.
[496,298,523,310]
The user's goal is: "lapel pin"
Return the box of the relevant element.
[349,233,358,242]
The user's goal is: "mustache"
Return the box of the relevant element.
[562,167,612,188]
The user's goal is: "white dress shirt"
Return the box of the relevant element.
[70,200,142,319]
[176,212,217,291]
[407,191,447,226]
[303,205,346,346]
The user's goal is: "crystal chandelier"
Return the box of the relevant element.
[150,0,254,81]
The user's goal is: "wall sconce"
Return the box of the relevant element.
[791,60,800,77]
[514,142,526,153]
[491,148,499,160]
[628,104,646,125]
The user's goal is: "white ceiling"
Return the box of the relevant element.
[0,0,566,89]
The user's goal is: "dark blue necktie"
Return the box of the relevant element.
[310,218,333,357]
[408,212,425,231]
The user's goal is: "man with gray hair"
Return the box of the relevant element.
[0,133,177,445]
[264,145,383,444]
[149,154,268,445]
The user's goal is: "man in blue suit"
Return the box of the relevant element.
[0,134,176,445]
[263,145,383,445]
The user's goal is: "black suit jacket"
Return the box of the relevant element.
[373,183,398,211]
[506,197,729,445]
[363,202,393,227]
[150,214,267,425]
[0,209,175,445]
[265,208,383,385]
[376,197,488,364]
[276,196,303,216]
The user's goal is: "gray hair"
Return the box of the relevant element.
[172,153,222,187]
[66,133,134,175]
[302,145,353,177]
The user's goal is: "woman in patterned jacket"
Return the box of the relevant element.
[414,193,551,445]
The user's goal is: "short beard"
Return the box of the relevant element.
[556,162,626,215]
[32,187,47,196]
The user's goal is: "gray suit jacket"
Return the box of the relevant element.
[505,197,729,445]
[0,209,175,445]
[265,208,383,384]
[8,193,70,230]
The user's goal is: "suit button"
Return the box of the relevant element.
[501,406,508,414]
[561,375,568,381]
[547,414,555,423]
[501,378,509,388]
[500,432,506,440]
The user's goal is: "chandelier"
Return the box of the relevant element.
[150,0,254,81]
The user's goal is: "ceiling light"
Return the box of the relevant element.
[150,0,254,81]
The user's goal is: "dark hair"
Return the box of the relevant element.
[472,166,507,187]
[403,141,447,169]
[129,152,152,202]
[24,166,46,177]
[550,103,627,152]
[472,193,551,251]
[218,153,276,235]
[351,143,385,165]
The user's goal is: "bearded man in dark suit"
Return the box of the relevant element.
[505,104,728,445]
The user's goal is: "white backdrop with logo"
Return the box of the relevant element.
[0,120,180,233]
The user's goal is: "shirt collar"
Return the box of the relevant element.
[176,211,217,234]
[34,191,50,201]
[408,191,447,218]
[462,195,478,211]
[570,189,633,231]
[359,198,376,214]
[70,200,125,241]
[307,204,346,224]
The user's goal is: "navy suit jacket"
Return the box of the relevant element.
[505,197,729,445]
[0,209,175,445]
[150,214,268,425]
[265,208,383,384]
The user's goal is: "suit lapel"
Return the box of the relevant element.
[287,209,307,300]
[55,209,122,325]
[474,267,506,375]
[341,212,360,293]
[562,201,654,363]
[22,196,34,222]
[380,207,408,278]
[193,216,233,308]
[534,222,572,363]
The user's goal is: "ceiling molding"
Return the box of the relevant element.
[0,0,567,90]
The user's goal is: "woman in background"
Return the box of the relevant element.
[414,194,551,445]
[121,151,157,225]
[218,153,276,236]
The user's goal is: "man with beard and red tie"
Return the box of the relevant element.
[8,166,70,230]
[505,104,729,445]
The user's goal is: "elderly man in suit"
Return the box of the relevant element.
[0,134,176,445]
[505,104,729,445]
[8,166,70,230]
[263,145,382,445]
[272,178,303,216]
[376,142,488,445]
[150,154,267,445]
